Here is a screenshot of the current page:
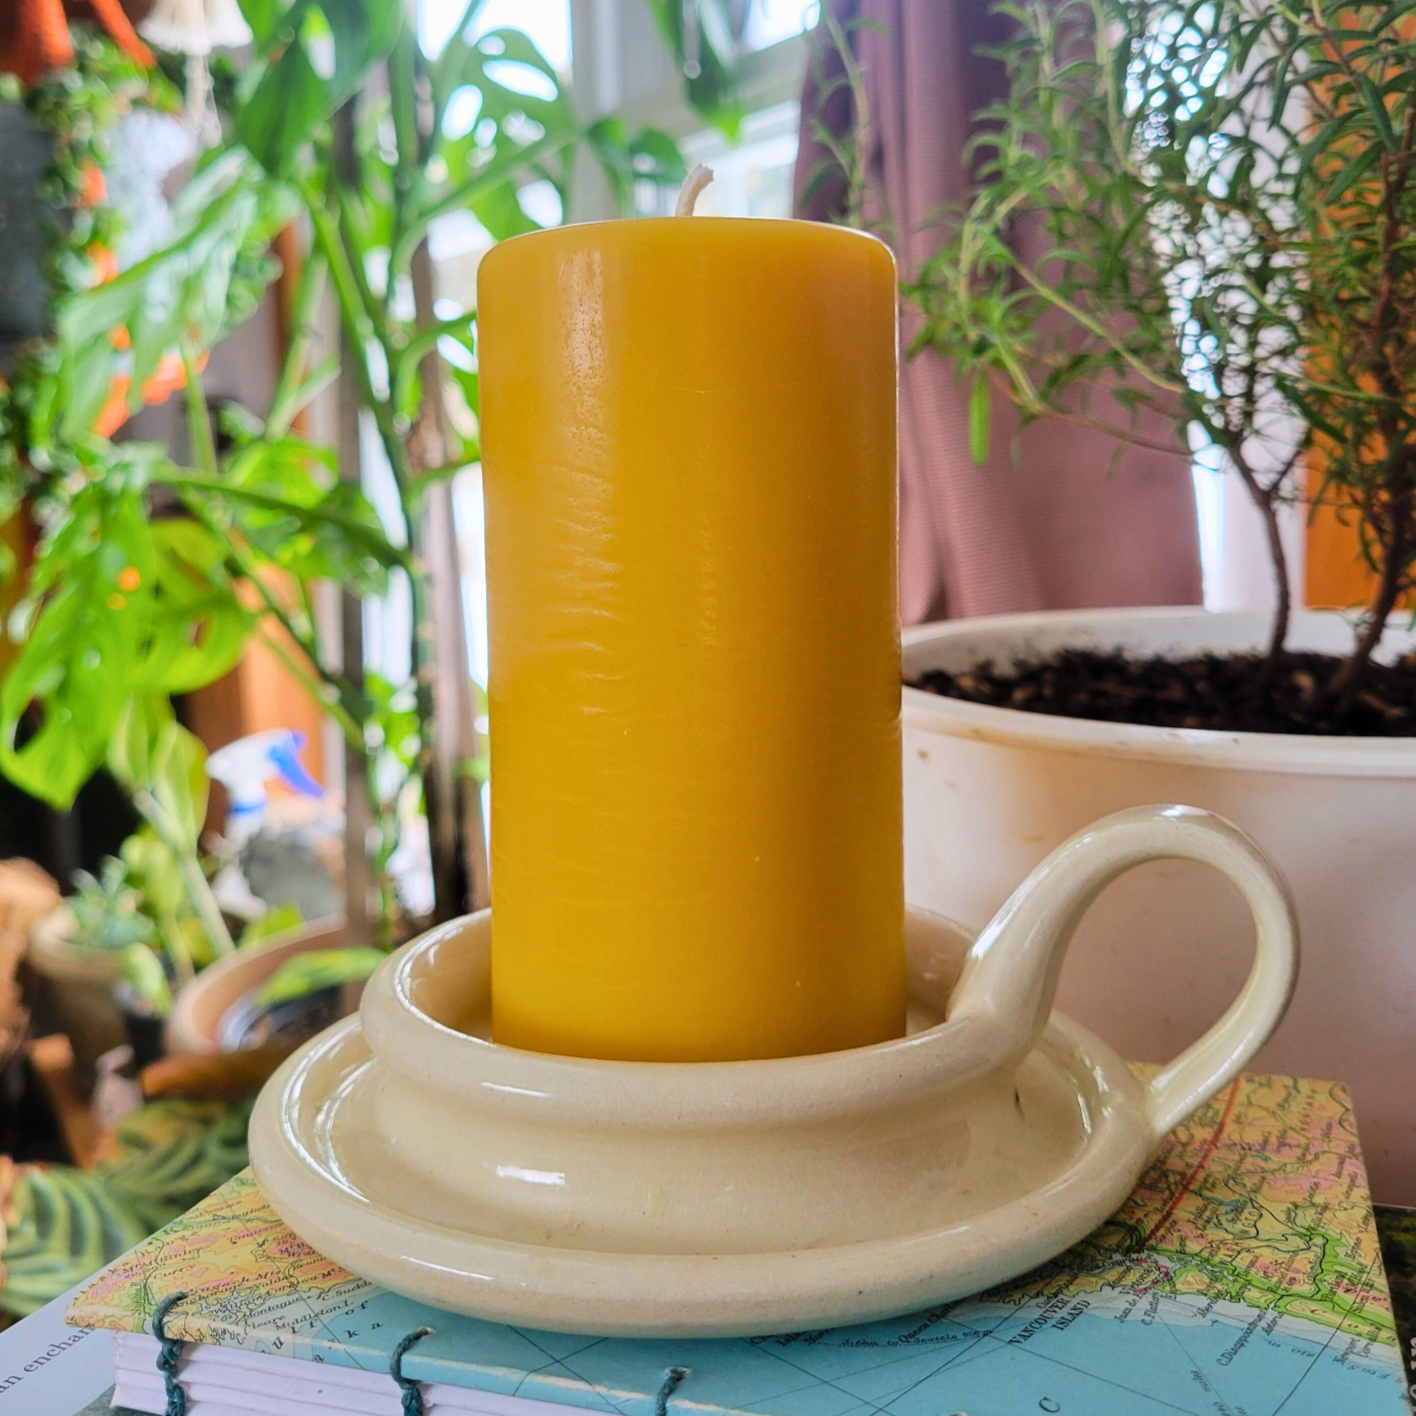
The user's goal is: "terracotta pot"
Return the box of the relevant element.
[166,918,347,1056]
[902,607,1416,1203]
[27,907,127,1094]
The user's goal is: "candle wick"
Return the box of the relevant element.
[674,164,715,217]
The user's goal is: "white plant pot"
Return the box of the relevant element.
[903,607,1416,1203]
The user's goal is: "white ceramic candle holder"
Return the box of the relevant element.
[249,804,1297,1338]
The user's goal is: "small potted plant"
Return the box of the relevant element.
[906,0,1416,1199]
[29,858,151,1088]
[29,697,235,1084]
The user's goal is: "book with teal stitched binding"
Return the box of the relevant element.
[68,1073,1413,1416]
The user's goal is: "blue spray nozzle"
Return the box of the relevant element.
[268,732,323,799]
[206,728,324,843]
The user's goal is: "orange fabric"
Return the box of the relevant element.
[86,242,118,283]
[93,377,132,438]
[93,351,208,437]
[72,0,153,67]
[0,0,153,86]
[1305,456,1413,612]
[141,349,194,403]
[78,160,106,206]
[0,0,74,86]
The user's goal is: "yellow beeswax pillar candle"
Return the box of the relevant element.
[478,215,903,1062]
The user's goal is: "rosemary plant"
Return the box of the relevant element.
[912,0,1416,710]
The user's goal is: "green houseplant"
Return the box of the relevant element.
[897,0,1416,1202]
[0,2,684,958]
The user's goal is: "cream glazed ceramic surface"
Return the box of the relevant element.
[901,608,1416,1203]
[249,805,1298,1338]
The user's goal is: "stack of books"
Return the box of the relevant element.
[67,1073,1412,1416]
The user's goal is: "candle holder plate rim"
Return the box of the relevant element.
[250,1002,1148,1337]
[250,909,1154,1337]
[361,908,1018,1127]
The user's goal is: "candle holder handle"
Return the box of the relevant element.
[946,804,1299,1144]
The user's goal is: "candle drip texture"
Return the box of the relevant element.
[479,217,904,1061]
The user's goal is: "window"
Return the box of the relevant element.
[419,0,571,69]
[364,0,576,703]
[420,0,573,295]
[644,99,801,218]
[743,0,819,52]
[571,1,813,220]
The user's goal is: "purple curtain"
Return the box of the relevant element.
[794,0,1203,625]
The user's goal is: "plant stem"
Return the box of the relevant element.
[1228,445,1291,661]
[384,36,471,922]
[1328,526,1405,712]
[180,345,219,478]
[165,473,409,571]
[157,907,195,985]
[305,50,466,924]
[174,488,368,744]
[174,843,236,958]
[388,132,564,273]
[267,251,329,436]
[388,24,423,272]
[253,623,364,745]
[133,789,236,957]
[304,179,419,512]
[334,95,374,950]
[410,236,489,910]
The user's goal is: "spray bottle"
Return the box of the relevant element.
[205,729,323,848]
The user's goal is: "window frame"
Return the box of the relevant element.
[568,0,811,220]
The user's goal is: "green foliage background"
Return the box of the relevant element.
[913,0,1416,702]
[0,0,686,938]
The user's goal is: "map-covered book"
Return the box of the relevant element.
[68,1072,1412,1416]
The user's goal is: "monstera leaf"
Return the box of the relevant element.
[53,149,293,442]
[235,0,404,174]
[0,464,156,808]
